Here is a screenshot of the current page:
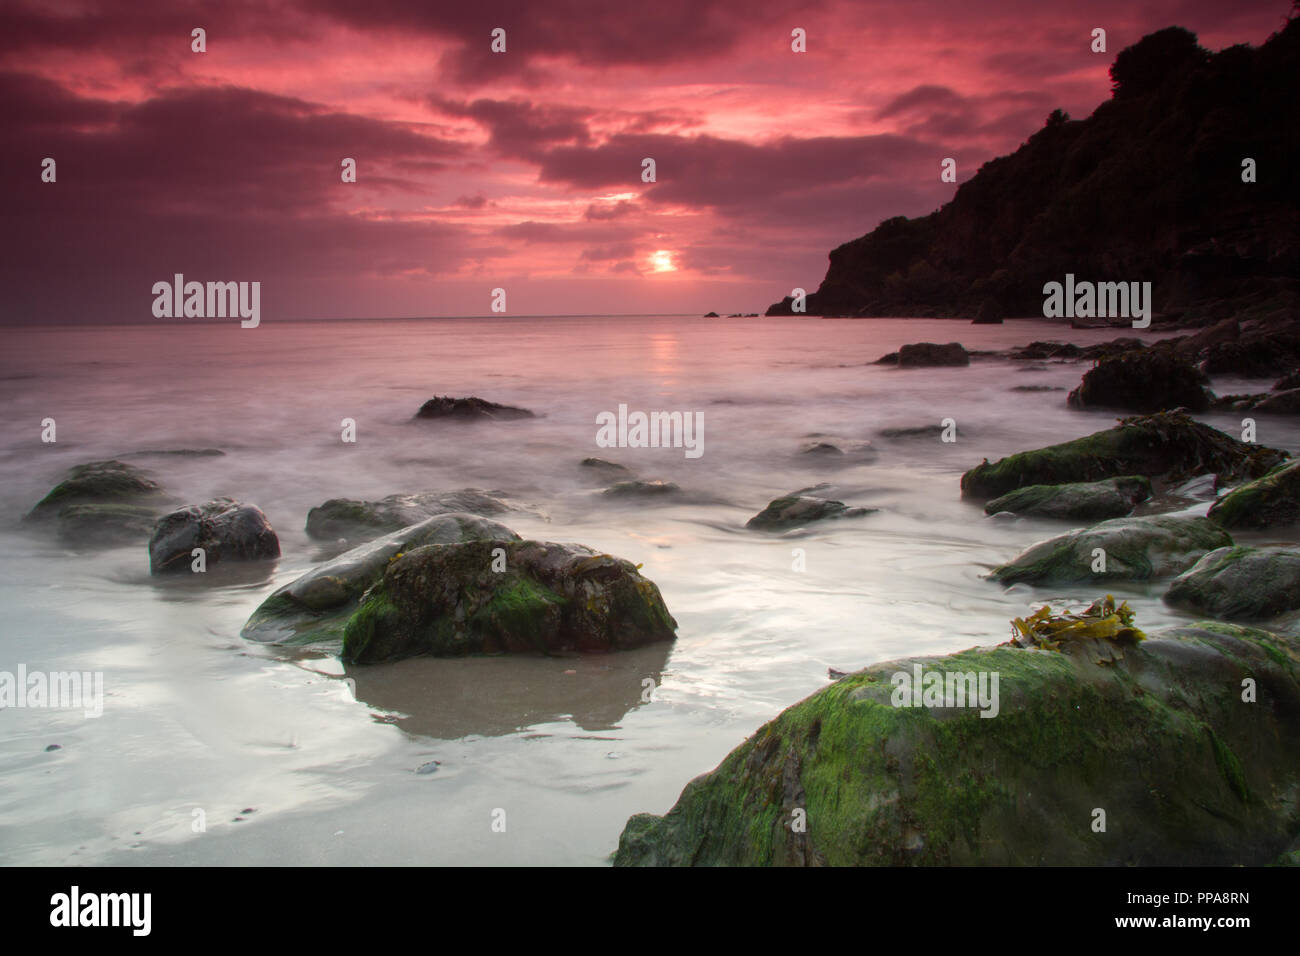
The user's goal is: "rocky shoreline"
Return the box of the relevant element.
[16,360,1300,866]
[613,333,1300,866]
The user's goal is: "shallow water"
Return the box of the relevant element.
[1,315,1297,865]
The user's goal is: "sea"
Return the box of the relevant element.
[1,315,1296,865]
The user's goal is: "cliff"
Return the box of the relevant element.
[767,19,1300,325]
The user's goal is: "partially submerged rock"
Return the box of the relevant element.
[580,457,632,476]
[26,460,164,519]
[1165,546,1300,620]
[1067,351,1212,413]
[602,479,681,498]
[25,460,168,547]
[242,512,519,645]
[988,514,1231,586]
[414,396,534,421]
[894,342,970,367]
[1207,459,1300,529]
[1251,388,1300,414]
[1275,369,1300,391]
[341,540,677,663]
[149,498,280,575]
[798,439,876,462]
[305,489,516,541]
[747,491,874,531]
[961,411,1286,500]
[615,620,1300,865]
[55,503,160,547]
[877,424,946,440]
[984,476,1151,521]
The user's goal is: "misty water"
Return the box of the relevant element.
[2,316,1297,865]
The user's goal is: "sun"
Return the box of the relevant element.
[649,250,677,273]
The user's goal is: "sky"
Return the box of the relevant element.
[0,0,1293,323]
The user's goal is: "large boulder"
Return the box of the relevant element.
[149,498,280,575]
[1067,351,1212,413]
[242,512,519,645]
[615,621,1300,866]
[341,540,677,663]
[983,475,1151,521]
[305,489,517,541]
[414,396,534,421]
[961,411,1286,500]
[1165,546,1300,620]
[988,514,1231,586]
[1207,459,1300,529]
[24,460,168,547]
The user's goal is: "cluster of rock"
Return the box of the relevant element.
[615,620,1300,865]
[619,409,1300,866]
[23,459,280,575]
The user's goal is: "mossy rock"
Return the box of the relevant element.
[1165,546,1300,620]
[961,411,1286,500]
[984,475,1151,521]
[1207,459,1300,529]
[26,460,164,519]
[989,515,1231,586]
[341,539,677,663]
[614,622,1300,866]
[241,512,520,646]
[1067,350,1212,413]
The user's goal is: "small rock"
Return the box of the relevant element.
[414,396,534,421]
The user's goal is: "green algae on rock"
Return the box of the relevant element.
[341,539,677,663]
[26,460,165,518]
[989,514,1231,586]
[1207,459,1300,530]
[242,512,520,646]
[614,621,1300,866]
[961,411,1286,500]
[984,475,1151,521]
[24,459,169,547]
[1165,546,1300,620]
